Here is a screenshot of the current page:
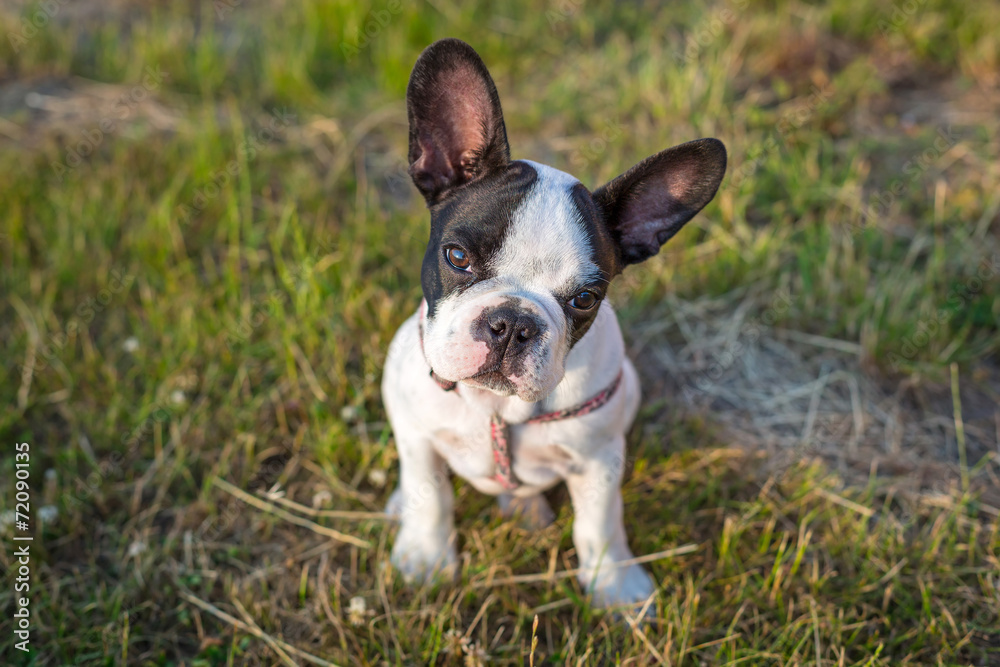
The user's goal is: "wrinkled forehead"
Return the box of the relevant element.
[492,160,605,293]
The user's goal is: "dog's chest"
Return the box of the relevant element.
[430,416,581,495]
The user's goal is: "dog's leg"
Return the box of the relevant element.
[564,436,655,613]
[497,493,555,529]
[388,436,458,583]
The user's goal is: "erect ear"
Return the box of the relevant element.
[406,38,511,206]
[592,138,727,266]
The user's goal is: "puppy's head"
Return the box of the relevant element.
[408,39,726,401]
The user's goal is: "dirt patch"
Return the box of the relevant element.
[629,290,1000,509]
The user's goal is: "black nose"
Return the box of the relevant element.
[475,306,541,357]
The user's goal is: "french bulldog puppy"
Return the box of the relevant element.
[382,38,726,610]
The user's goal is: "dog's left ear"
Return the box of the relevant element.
[593,138,727,266]
[406,38,511,206]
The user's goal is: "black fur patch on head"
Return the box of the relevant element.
[561,183,621,346]
[421,161,538,316]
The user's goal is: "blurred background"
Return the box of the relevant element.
[1,0,998,664]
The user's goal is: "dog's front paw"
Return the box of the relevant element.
[390,525,458,585]
[587,563,656,617]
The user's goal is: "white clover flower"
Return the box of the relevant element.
[346,596,372,626]
[38,505,58,524]
[122,337,140,353]
[311,489,332,508]
[463,641,489,667]
[367,469,387,488]
[443,629,470,655]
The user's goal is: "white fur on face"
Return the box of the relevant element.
[423,162,599,400]
[493,161,601,294]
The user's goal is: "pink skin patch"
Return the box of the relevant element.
[424,298,500,381]
[507,372,527,392]
[433,340,491,380]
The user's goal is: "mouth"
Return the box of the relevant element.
[464,367,517,395]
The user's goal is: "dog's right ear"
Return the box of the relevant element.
[406,38,511,206]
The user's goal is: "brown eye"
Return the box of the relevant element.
[445,247,471,271]
[569,291,597,310]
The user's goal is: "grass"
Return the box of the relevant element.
[0,0,998,664]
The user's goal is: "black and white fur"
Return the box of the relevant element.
[382,38,726,610]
